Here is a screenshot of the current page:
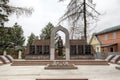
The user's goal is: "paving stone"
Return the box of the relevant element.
[0,64,120,80]
[0,60,3,65]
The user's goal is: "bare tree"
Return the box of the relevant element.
[59,0,100,41]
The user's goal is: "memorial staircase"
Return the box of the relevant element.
[12,54,109,66]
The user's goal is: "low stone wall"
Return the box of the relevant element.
[70,55,95,60]
[25,55,50,60]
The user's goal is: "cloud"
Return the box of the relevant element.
[93,0,120,32]
[5,0,120,44]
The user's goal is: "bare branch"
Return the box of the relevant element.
[59,0,100,40]
[0,3,34,17]
[86,3,100,15]
[59,3,83,24]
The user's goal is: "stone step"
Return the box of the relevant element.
[44,62,78,70]
[0,60,3,65]
[36,79,88,80]
[11,60,108,66]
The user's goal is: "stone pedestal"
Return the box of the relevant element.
[55,50,58,59]
[50,48,54,60]
[44,61,77,69]
[66,48,70,60]
[18,50,22,59]
[3,50,7,56]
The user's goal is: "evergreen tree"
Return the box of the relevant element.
[27,33,35,46]
[11,23,25,47]
[40,22,58,40]
[0,27,13,50]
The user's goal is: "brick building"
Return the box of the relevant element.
[95,25,120,53]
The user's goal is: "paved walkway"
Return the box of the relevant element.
[0,64,120,80]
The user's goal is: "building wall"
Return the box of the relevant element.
[90,36,100,45]
[34,39,50,55]
[101,45,117,53]
[26,39,50,55]
[98,30,120,44]
[97,30,120,52]
[118,44,120,52]
[70,39,94,54]
[32,39,50,45]
[70,39,87,45]
[70,39,86,55]
[93,45,101,52]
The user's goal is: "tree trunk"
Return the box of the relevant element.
[83,0,87,41]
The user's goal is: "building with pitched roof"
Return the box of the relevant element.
[89,33,101,53]
[95,25,120,53]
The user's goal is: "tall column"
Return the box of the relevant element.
[66,48,70,60]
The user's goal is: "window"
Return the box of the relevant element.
[85,45,91,54]
[104,34,108,41]
[70,45,76,55]
[78,45,84,55]
[112,32,116,39]
[37,45,42,54]
[44,45,49,54]
[29,45,35,54]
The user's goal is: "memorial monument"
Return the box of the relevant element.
[26,25,93,60]
[57,36,63,56]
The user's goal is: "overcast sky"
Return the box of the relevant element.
[6,0,120,43]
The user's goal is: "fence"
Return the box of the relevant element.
[94,52,120,59]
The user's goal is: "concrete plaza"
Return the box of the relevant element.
[0,64,120,80]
